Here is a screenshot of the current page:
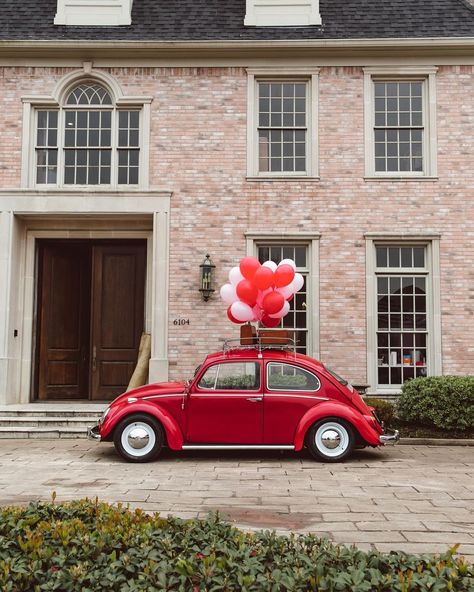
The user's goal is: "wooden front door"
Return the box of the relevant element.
[36,241,146,401]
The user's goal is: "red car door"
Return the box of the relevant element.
[187,360,263,444]
[263,360,324,444]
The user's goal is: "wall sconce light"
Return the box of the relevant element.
[199,254,215,301]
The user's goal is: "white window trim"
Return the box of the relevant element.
[365,233,442,396]
[363,66,438,180]
[245,231,320,358]
[246,67,319,180]
[21,68,152,190]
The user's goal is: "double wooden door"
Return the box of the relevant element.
[36,241,146,401]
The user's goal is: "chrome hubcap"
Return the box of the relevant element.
[127,427,150,450]
[320,429,341,450]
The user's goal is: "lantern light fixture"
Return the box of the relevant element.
[199,254,215,301]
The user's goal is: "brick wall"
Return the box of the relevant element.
[0,64,472,384]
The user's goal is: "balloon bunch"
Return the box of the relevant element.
[220,256,304,328]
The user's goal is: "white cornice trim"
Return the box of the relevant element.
[363,232,442,240]
[0,37,473,58]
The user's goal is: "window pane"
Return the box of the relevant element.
[215,362,260,390]
[267,363,320,391]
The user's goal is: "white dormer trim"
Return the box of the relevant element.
[54,0,133,26]
[244,0,321,27]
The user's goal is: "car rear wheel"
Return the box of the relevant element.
[113,414,164,463]
[307,418,355,462]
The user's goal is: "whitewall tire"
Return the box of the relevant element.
[113,414,164,463]
[307,418,355,462]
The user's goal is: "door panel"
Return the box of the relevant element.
[91,244,146,400]
[37,244,91,399]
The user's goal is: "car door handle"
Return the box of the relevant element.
[246,397,263,402]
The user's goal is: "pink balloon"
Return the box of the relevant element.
[236,279,258,307]
[261,314,280,328]
[262,260,278,272]
[279,258,297,270]
[277,284,294,300]
[256,287,272,307]
[293,273,304,293]
[230,301,254,322]
[229,266,245,286]
[273,264,295,288]
[252,305,264,322]
[240,256,261,281]
[269,300,290,319]
[227,306,245,325]
[253,266,274,290]
[262,291,285,315]
[220,283,238,305]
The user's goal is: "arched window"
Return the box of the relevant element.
[35,82,140,186]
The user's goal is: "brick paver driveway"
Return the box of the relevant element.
[1,440,473,561]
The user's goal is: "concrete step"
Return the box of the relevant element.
[0,404,107,418]
[0,426,91,439]
[0,416,100,428]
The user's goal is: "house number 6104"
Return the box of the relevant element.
[173,318,190,326]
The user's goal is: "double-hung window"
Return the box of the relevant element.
[364,67,437,179]
[366,235,441,394]
[247,69,319,179]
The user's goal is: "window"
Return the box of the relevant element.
[257,243,309,354]
[363,67,437,178]
[365,235,442,393]
[247,69,319,179]
[198,362,260,391]
[23,73,151,188]
[267,362,320,391]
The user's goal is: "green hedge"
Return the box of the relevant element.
[397,376,474,431]
[363,398,396,426]
[0,500,473,591]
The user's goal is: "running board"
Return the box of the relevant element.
[182,445,295,450]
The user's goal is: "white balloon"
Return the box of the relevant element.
[220,283,238,305]
[269,300,290,319]
[230,301,254,322]
[279,258,297,270]
[293,272,304,292]
[262,260,278,272]
[277,284,294,299]
[229,266,244,286]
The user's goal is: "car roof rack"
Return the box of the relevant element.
[222,326,297,357]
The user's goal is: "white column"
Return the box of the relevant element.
[148,210,169,383]
[0,212,13,404]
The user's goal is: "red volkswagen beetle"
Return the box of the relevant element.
[88,345,399,463]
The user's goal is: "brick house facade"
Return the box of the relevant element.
[0,0,472,405]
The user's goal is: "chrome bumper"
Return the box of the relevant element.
[87,424,101,441]
[379,428,400,446]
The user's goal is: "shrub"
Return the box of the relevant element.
[397,375,474,431]
[364,397,396,426]
[0,499,472,591]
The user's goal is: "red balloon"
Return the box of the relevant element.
[262,291,285,315]
[240,256,261,281]
[273,264,295,288]
[236,279,258,307]
[261,314,280,328]
[252,266,274,290]
[227,306,245,324]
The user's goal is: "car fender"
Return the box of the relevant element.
[293,400,380,450]
[100,401,184,450]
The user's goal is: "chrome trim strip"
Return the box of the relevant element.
[189,393,263,398]
[265,394,329,401]
[182,445,295,450]
[142,393,183,400]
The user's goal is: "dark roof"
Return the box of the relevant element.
[0,0,473,42]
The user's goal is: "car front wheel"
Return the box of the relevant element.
[307,418,355,462]
[113,414,164,462]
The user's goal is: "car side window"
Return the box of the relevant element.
[198,362,260,391]
[267,362,320,392]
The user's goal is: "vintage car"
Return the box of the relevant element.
[88,339,399,462]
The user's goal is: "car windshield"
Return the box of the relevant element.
[324,366,349,387]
